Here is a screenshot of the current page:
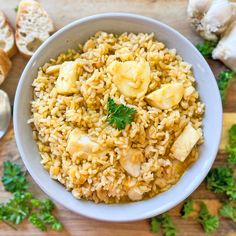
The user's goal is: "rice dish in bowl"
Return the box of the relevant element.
[29,31,204,204]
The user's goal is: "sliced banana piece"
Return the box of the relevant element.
[171,124,201,162]
[56,61,79,95]
[145,83,184,109]
[107,60,151,98]
[67,128,99,156]
[119,149,143,177]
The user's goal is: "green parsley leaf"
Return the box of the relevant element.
[2,161,28,193]
[14,6,18,12]
[196,41,217,58]
[217,70,235,102]
[107,97,137,130]
[161,213,178,236]
[0,191,33,225]
[206,166,236,200]
[181,199,195,219]
[29,213,47,231]
[0,161,63,232]
[219,202,236,222]
[198,202,220,234]
[227,124,236,164]
[150,216,161,233]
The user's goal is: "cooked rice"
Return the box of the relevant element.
[30,32,204,203]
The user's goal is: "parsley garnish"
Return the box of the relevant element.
[14,6,18,12]
[198,202,220,234]
[217,70,235,102]
[196,41,217,58]
[227,124,236,164]
[206,166,236,200]
[150,216,161,233]
[181,199,195,219]
[219,202,236,222]
[107,97,136,130]
[0,161,63,231]
[2,161,28,193]
[150,213,178,236]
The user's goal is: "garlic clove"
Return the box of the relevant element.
[212,21,236,71]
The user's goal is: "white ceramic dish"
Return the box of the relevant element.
[14,13,222,222]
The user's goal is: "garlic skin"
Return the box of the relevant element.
[187,0,212,18]
[212,21,236,71]
[188,0,233,41]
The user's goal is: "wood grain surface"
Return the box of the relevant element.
[0,0,236,235]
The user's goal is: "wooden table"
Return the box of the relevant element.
[0,0,236,235]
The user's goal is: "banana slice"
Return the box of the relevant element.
[107,60,151,98]
[119,149,143,177]
[171,124,201,162]
[145,83,184,109]
[56,61,79,95]
[67,128,99,156]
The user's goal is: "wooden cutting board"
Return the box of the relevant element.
[0,0,236,235]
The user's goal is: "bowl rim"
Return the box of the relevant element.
[14,12,222,222]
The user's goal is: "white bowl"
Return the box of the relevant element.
[14,13,222,222]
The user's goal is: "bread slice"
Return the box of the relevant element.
[0,48,12,85]
[15,0,54,58]
[0,11,17,58]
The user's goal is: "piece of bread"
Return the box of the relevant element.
[0,48,12,85]
[15,0,54,58]
[0,11,17,58]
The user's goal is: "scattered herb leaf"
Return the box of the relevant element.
[0,161,63,232]
[150,213,178,236]
[14,6,18,12]
[219,202,236,222]
[198,202,220,234]
[107,97,136,130]
[217,70,235,102]
[196,41,217,58]
[206,166,236,200]
[150,216,161,233]
[181,199,195,219]
[2,161,28,193]
[227,124,236,164]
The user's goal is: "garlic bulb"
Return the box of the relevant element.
[212,21,236,71]
[188,0,233,41]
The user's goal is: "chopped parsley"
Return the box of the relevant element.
[150,213,178,236]
[181,199,195,219]
[198,202,220,234]
[227,124,236,164]
[196,41,217,58]
[14,6,18,12]
[2,161,28,193]
[206,166,236,201]
[0,161,63,231]
[107,97,136,130]
[219,202,236,222]
[217,70,235,102]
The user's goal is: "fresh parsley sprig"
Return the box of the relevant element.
[227,124,236,164]
[198,202,220,234]
[0,161,63,232]
[219,202,236,222]
[150,213,178,236]
[2,161,28,193]
[217,70,235,102]
[181,199,195,219]
[107,97,137,130]
[196,41,217,58]
[206,166,236,200]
